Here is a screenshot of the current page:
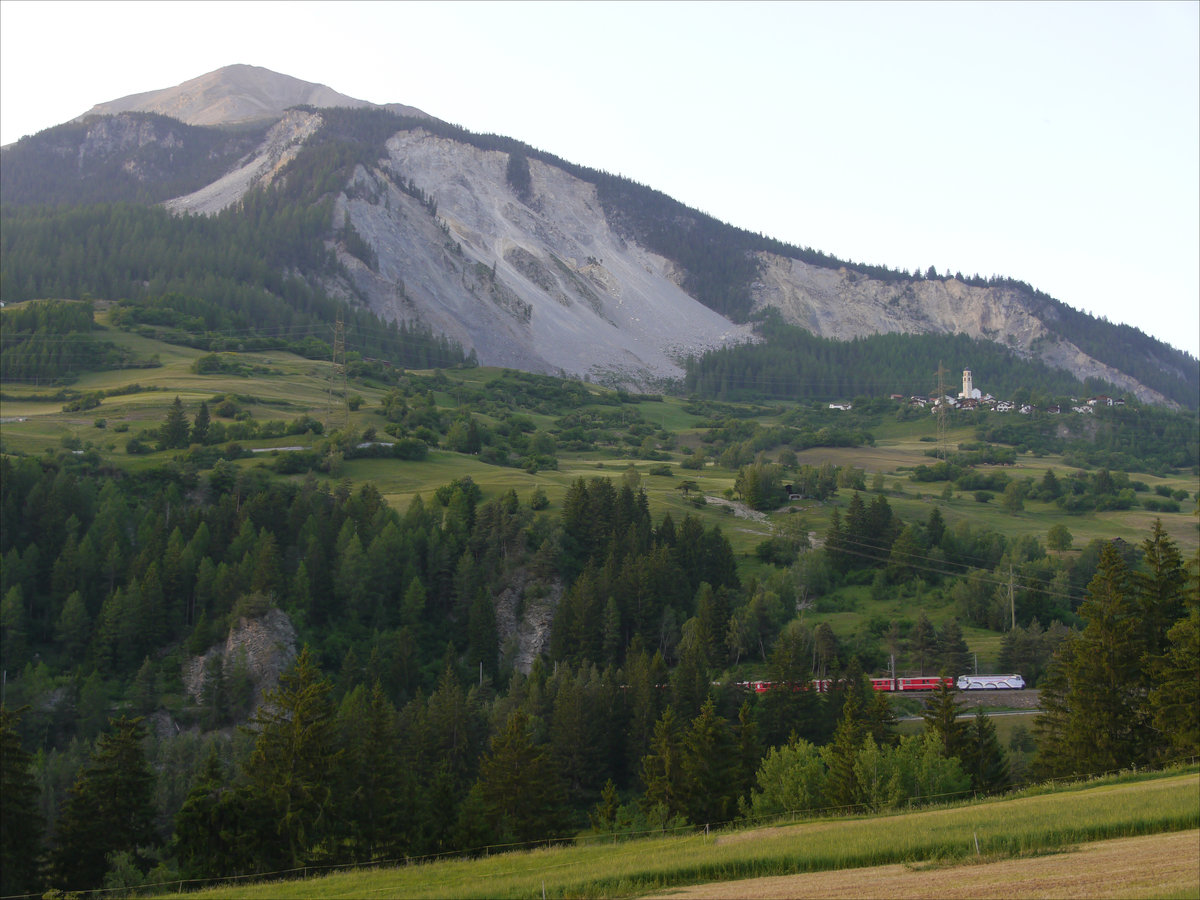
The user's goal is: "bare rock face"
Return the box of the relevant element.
[166,110,325,215]
[182,607,298,712]
[77,114,183,169]
[330,130,756,385]
[751,254,1176,406]
[494,570,561,674]
[752,254,1044,346]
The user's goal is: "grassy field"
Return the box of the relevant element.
[5,327,1197,673]
[148,768,1199,899]
[4,321,1196,611]
[660,828,1200,899]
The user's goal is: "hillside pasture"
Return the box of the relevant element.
[657,828,1200,899]
[159,769,1199,899]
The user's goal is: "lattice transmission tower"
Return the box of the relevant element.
[935,361,950,462]
[327,310,348,430]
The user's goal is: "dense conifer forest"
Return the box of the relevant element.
[0,429,1194,893]
[0,114,270,208]
[684,316,1112,402]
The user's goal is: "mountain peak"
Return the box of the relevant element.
[78,64,431,128]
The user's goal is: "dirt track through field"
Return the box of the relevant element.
[651,828,1200,899]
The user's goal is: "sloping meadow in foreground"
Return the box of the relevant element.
[165,768,1198,899]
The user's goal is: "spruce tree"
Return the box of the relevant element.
[474,709,569,844]
[158,396,191,450]
[679,697,735,826]
[1,706,44,896]
[1133,520,1188,656]
[335,682,406,860]
[910,612,935,675]
[1147,600,1200,759]
[52,716,156,891]
[242,647,341,869]
[1036,541,1155,778]
[962,707,1010,794]
[190,400,211,446]
[640,706,686,824]
[823,690,866,810]
[922,679,968,763]
[934,619,972,677]
[1066,541,1154,773]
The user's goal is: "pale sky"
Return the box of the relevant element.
[2,0,1197,358]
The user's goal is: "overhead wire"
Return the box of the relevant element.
[821,532,1090,609]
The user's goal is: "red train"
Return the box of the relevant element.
[739,675,955,694]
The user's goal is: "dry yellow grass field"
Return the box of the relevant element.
[652,828,1200,899]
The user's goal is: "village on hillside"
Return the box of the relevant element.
[828,368,1127,415]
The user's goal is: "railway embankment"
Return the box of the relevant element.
[953,688,1040,710]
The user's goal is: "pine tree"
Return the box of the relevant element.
[190,400,211,446]
[921,679,968,763]
[962,708,1010,794]
[241,647,341,869]
[679,697,736,826]
[640,707,686,824]
[474,709,569,844]
[159,396,191,450]
[52,716,156,891]
[1,706,45,896]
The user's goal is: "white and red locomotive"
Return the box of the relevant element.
[739,674,1024,694]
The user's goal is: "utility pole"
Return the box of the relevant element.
[935,361,950,462]
[1009,565,1015,631]
[327,309,347,430]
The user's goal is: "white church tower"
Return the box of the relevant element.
[959,368,981,400]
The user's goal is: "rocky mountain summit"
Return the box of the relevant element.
[79,63,431,128]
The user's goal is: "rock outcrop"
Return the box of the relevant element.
[182,607,298,713]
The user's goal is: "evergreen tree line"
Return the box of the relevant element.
[1,436,1194,891]
[0,113,270,208]
[1033,522,1199,780]
[0,300,152,382]
[1,638,1018,894]
[683,317,1118,404]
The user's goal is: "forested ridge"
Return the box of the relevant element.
[0,194,470,372]
[0,431,1194,893]
[685,316,1113,402]
[0,114,270,208]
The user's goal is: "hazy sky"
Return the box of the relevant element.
[3,0,1197,357]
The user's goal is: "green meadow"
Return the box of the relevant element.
[150,768,1199,899]
[4,322,1197,675]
